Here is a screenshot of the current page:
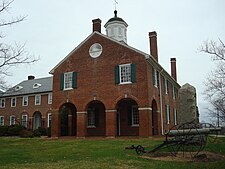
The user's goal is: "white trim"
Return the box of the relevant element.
[77,111,87,114]
[119,64,132,84]
[10,115,16,125]
[0,116,4,126]
[11,97,16,107]
[105,109,117,113]
[22,96,29,106]
[138,107,152,111]
[48,93,52,104]
[35,95,41,105]
[21,114,28,128]
[47,113,52,127]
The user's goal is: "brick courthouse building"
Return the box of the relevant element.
[50,10,180,138]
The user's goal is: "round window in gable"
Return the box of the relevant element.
[89,43,102,58]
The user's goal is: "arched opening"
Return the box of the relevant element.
[116,98,139,136]
[86,100,106,136]
[59,103,77,136]
[152,99,158,135]
[33,111,42,130]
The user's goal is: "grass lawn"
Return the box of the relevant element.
[0,137,225,169]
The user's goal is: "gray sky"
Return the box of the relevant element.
[3,0,225,122]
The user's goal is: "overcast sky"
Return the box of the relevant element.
[2,0,225,122]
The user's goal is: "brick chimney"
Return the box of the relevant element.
[28,75,35,80]
[92,18,101,33]
[149,31,158,62]
[170,58,177,81]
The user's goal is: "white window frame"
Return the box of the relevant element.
[22,96,28,106]
[119,64,131,84]
[35,95,41,105]
[10,115,16,125]
[154,69,158,87]
[11,97,16,107]
[87,108,96,128]
[64,72,73,90]
[48,93,52,104]
[0,98,5,108]
[174,108,177,125]
[132,106,139,126]
[0,116,4,126]
[165,78,168,95]
[47,113,52,127]
[172,85,176,100]
[166,105,170,124]
[21,114,28,128]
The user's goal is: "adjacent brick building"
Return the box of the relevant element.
[49,10,180,138]
[0,76,52,129]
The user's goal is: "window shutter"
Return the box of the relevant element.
[72,72,77,89]
[60,73,64,90]
[131,64,136,83]
[114,65,120,84]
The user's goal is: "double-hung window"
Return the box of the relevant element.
[48,93,52,104]
[115,64,136,84]
[60,72,77,90]
[132,106,139,126]
[0,99,5,108]
[152,67,159,87]
[174,108,177,125]
[35,95,41,105]
[23,96,28,106]
[21,115,28,128]
[10,115,16,125]
[87,108,96,127]
[11,97,16,107]
[0,116,4,126]
[164,78,169,94]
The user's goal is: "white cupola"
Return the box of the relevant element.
[104,10,128,43]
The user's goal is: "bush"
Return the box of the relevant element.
[0,126,8,136]
[19,130,34,138]
[8,125,25,136]
[33,129,41,137]
[37,127,47,136]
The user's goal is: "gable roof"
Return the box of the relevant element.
[49,31,151,74]
[49,31,180,88]
[2,76,53,97]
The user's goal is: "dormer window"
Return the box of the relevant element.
[33,83,42,89]
[15,85,23,91]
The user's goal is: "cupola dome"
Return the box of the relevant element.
[104,10,128,43]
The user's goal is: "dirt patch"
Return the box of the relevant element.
[140,151,225,162]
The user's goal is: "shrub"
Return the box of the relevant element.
[19,130,34,138]
[0,126,8,136]
[37,127,47,136]
[8,125,25,136]
[33,129,41,137]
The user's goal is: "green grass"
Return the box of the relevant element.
[0,137,225,169]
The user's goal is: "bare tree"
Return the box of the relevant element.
[0,0,38,90]
[200,39,225,125]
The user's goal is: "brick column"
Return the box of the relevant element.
[76,112,87,138]
[106,110,117,137]
[51,109,60,138]
[139,108,151,137]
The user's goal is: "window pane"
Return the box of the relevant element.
[87,108,95,127]
[132,106,139,125]
[64,72,73,89]
[120,64,131,83]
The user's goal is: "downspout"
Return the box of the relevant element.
[159,69,164,135]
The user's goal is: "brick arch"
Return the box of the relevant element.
[115,98,139,136]
[33,111,42,130]
[86,100,106,136]
[59,102,77,136]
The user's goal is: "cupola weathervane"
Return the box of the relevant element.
[114,0,118,10]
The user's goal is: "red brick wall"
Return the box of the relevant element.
[0,94,51,129]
